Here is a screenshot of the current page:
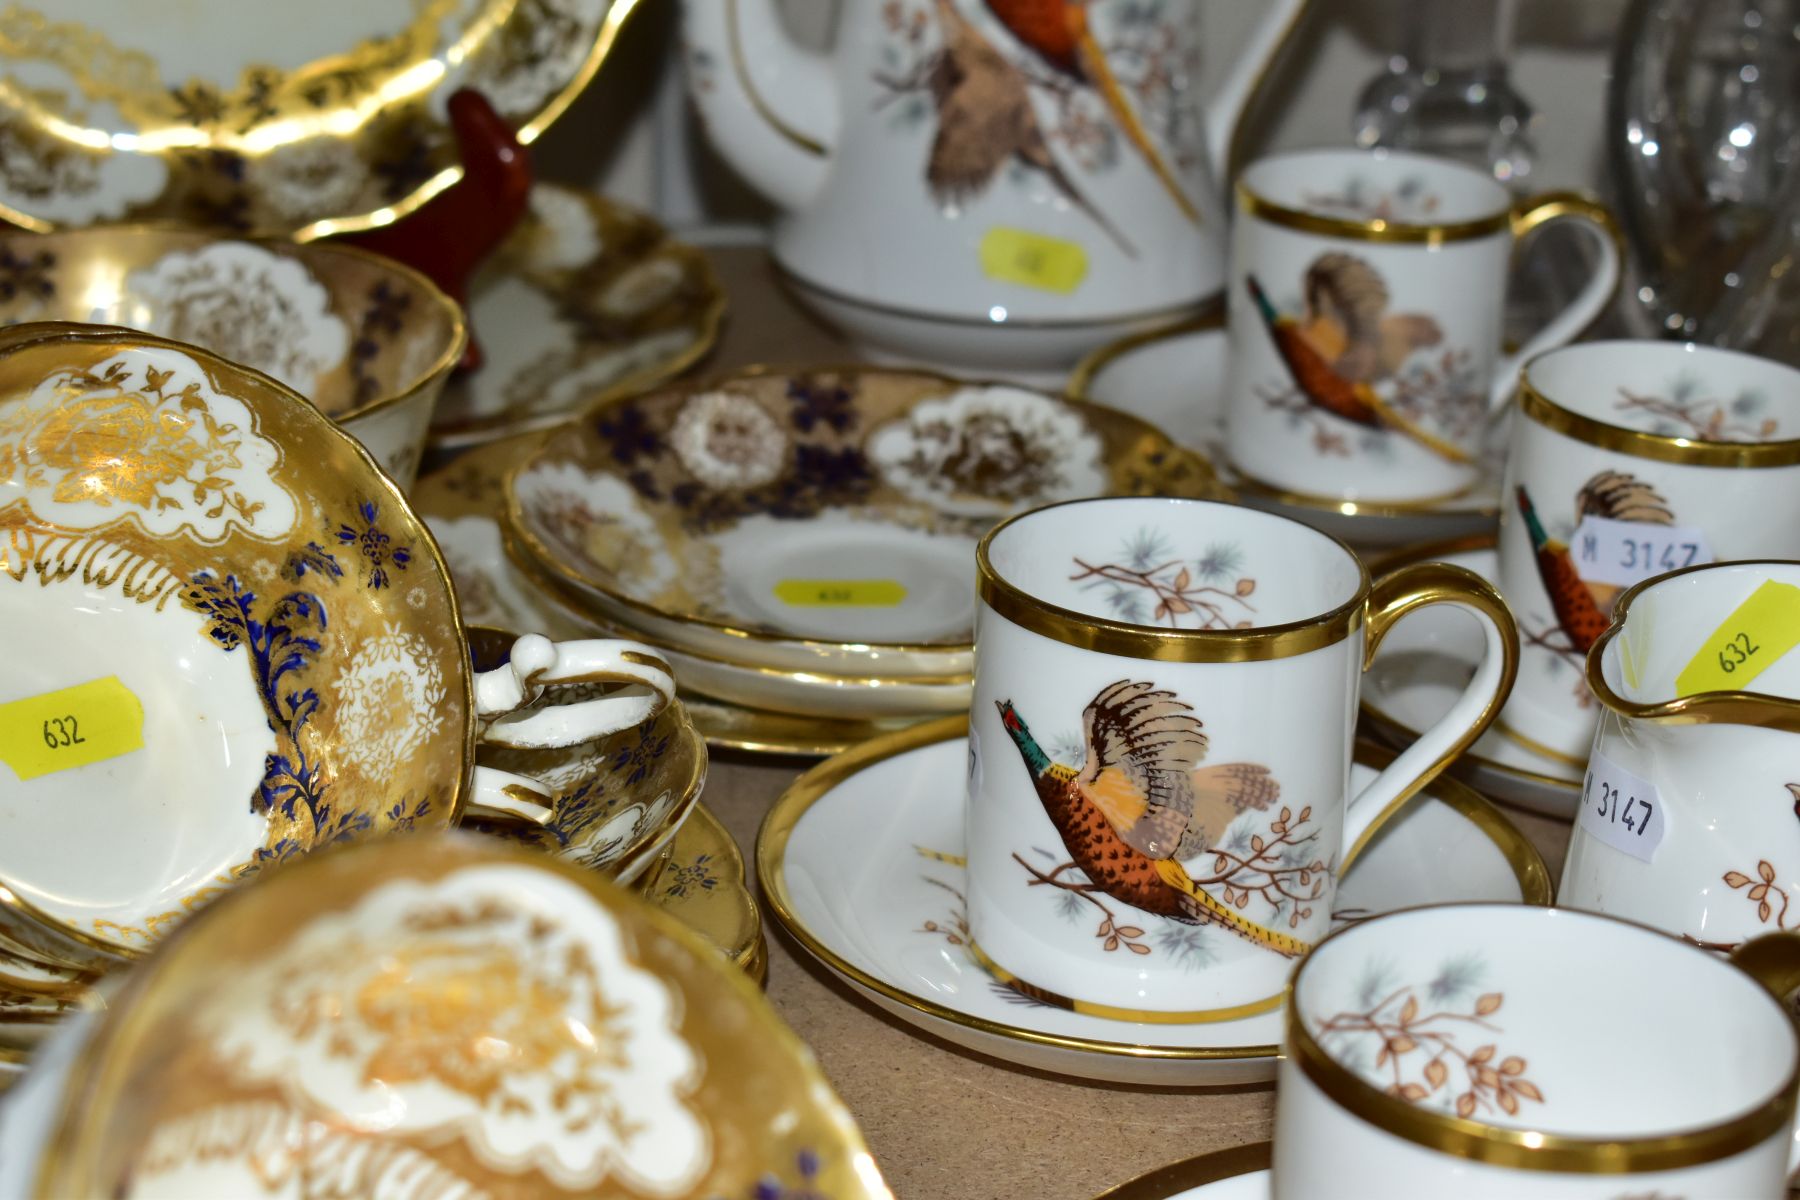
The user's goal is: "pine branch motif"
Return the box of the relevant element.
[1614,385,1777,443]
[1724,859,1794,931]
[1312,974,1545,1119]
[1071,529,1256,630]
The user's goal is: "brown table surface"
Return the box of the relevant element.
[650,245,1576,1200]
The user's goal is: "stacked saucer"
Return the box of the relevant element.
[498,365,1227,740]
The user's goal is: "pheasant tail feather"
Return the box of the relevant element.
[1152,859,1309,958]
[1075,30,1200,225]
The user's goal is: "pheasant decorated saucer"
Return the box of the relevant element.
[417,433,961,742]
[1093,1143,1269,1200]
[506,365,1226,677]
[1361,538,1584,819]
[428,184,726,447]
[757,719,1550,1086]
[1069,318,1500,547]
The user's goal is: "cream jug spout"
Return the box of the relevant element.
[680,0,839,212]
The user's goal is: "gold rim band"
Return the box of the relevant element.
[1493,718,1591,768]
[967,941,1284,1025]
[756,719,1551,1062]
[975,498,1371,663]
[1586,561,1800,733]
[1236,180,1511,244]
[1732,932,1800,1006]
[1518,375,1800,468]
[1285,906,1799,1174]
[1093,1142,1271,1199]
[1228,464,1493,519]
[1066,306,1225,402]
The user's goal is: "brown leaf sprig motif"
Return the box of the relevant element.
[1314,979,1545,1118]
[1724,859,1793,930]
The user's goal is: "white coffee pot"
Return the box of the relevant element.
[682,0,1306,369]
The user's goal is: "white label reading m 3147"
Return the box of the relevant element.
[1571,514,1712,589]
[1579,750,1665,864]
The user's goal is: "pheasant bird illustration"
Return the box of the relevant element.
[927,0,1135,254]
[996,682,1309,957]
[1517,472,1675,654]
[1246,256,1454,456]
[980,0,1201,226]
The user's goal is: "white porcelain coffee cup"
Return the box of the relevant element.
[1277,903,1800,1198]
[965,496,1516,1020]
[1561,561,1800,950]
[1226,147,1621,506]
[1494,341,1800,764]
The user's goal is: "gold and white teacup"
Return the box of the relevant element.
[966,496,1516,1020]
[1277,903,1800,1197]
[1495,341,1800,764]
[1225,147,1621,507]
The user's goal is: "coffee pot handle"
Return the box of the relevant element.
[1486,193,1626,411]
[679,0,837,213]
[461,634,676,826]
[1339,563,1520,871]
[1206,0,1309,182]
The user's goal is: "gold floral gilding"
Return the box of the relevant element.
[0,1,652,237]
[0,324,472,967]
[33,833,887,1199]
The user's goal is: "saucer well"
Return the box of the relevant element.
[1094,1143,1270,1200]
[429,184,726,447]
[416,434,964,741]
[506,365,1225,677]
[1362,538,1584,819]
[1069,319,1500,548]
[758,718,1550,1087]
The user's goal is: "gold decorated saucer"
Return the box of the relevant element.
[428,184,726,447]
[0,2,651,235]
[506,365,1228,677]
[0,226,465,486]
[638,804,765,982]
[30,833,891,1198]
[0,324,472,969]
[416,433,946,754]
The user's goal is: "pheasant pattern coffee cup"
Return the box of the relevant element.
[1276,904,1800,1198]
[1562,561,1800,950]
[966,497,1516,1020]
[1495,342,1800,763]
[1225,148,1621,505]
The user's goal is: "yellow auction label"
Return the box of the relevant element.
[773,579,908,608]
[0,676,145,782]
[979,227,1089,294]
[1674,580,1800,696]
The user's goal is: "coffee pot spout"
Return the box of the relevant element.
[680,0,838,213]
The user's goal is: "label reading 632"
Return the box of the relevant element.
[1579,750,1665,864]
[0,676,144,782]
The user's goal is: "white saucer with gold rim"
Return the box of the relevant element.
[1093,1143,1270,1200]
[757,718,1550,1087]
[1069,317,1501,547]
[1361,538,1584,819]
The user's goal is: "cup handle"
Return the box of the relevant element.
[472,633,676,750]
[1486,192,1625,411]
[466,765,557,827]
[1727,933,1800,1175]
[1339,562,1520,872]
